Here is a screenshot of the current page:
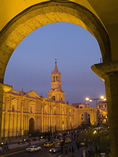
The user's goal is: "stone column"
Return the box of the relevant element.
[4,97,9,138]
[105,73,118,156]
[21,100,24,136]
[91,62,118,157]
[41,103,44,132]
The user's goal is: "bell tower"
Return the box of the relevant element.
[48,60,65,103]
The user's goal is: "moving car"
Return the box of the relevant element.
[44,141,53,147]
[49,146,61,153]
[26,145,41,152]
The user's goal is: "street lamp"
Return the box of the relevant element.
[85,95,106,106]
[85,96,106,127]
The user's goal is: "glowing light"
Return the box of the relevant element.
[93,130,97,134]
[85,97,89,101]
[100,96,104,99]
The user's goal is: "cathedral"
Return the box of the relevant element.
[2,61,80,139]
[1,61,98,140]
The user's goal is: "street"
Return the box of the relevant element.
[0,139,83,157]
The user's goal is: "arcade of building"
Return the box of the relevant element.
[1,1,118,156]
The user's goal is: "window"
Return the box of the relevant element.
[52,96,55,101]
[53,76,55,82]
[56,76,58,81]
[30,106,32,113]
[12,105,14,111]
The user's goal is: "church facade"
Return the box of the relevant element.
[1,62,98,140]
[2,62,79,139]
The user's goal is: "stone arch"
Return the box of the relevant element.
[78,107,97,126]
[0,0,111,83]
[80,112,90,125]
[29,117,35,133]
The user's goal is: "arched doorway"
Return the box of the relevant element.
[29,118,34,133]
[81,112,90,125]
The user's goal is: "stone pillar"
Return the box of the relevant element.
[21,100,24,136]
[0,84,12,140]
[91,62,118,157]
[105,73,118,156]
[41,103,43,132]
[4,97,9,138]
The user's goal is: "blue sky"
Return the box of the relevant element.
[4,22,106,106]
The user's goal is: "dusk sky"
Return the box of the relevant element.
[4,22,106,107]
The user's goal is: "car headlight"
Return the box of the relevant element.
[49,150,51,152]
[54,150,56,152]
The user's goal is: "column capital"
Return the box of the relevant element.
[91,61,118,81]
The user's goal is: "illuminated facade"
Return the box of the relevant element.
[1,62,98,140]
[1,62,78,139]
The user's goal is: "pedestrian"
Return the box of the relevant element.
[61,146,63,154]
[18,140,20,144]
[65,146,68,154]
[4,145,7,152]
[72,146,74,153]
[6,145,10,151]
[29,140,31,146]
[69,147,71,152]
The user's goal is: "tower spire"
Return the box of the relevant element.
[54,59,59,73]
[55,58,57,64]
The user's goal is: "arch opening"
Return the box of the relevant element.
[0,1,111,83]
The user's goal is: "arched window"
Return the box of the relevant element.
[53,76,55,82]
[52,96,55,101]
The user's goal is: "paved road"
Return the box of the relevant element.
[0,140,84,157]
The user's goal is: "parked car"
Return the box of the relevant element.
[49,146,61,153]
[80,142,85,146]
[26,145,41,152]
[65,138,72,143]
[44,141,53,147]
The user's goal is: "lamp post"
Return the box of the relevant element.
[85,96,106,107]
[85,96,106,156]
[85,96,106,126]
